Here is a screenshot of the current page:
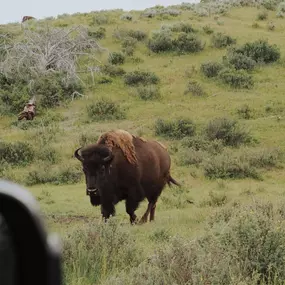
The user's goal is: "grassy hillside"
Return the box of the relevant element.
[2,1,285,284]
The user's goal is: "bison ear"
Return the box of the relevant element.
[74,148,84,162]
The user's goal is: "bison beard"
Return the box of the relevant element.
[74,129,181,224]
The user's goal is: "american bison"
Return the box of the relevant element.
[74,129,180,224]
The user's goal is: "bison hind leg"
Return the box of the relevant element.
[139,202,152,224]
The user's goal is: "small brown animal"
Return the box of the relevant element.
[21,16,35,23]
[74,129,181,224]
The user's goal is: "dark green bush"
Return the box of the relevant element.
[148,31,173,53]
[101,64,126,77]
[173,32,204,53]
[211,32,236,48]
[205,117,252,147]
[233,39,280,64]
[154,118,196,139]
[225,52,256,71]
[86,98,126,121]
[0,141,34,166]
[184,80,206,96]
[218,68,254,89]
[108,52,125,65]
[201,61,223,78]
[124,70,160,86]
[134,85,161,100]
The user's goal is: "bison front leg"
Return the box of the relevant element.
[125,184,144,225]
[125,198,139,225]
[101,203,115,222]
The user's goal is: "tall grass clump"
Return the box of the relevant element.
[154,118,196,139]
[63,218,142,285]
[205,117,252,147]
[102,202,285,284]
[86,98,126,121]
[211,32,236,48]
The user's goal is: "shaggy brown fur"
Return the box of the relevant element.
[97,129,140,165]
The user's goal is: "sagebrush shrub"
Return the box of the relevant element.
[181,135,224,155]
[202,25,214,34]
[237,104,253,119]
[225,52,256,71]
[173,32,204,53]
[185,80,206,96]
[33,72,83,108]
[170,22,196,33]
[86,98,126,121]
[148,30,173,53]
[257,10,268,20]
[88,27,106,39]
[124,70,159,86]
[120,13,132,21]
[134,85,161,100]
[0,141,34,166]
[205,117,252,147]
[26,163,82,186]
[154,118,196,139]
[108,52,125,65]
[64,219,142,285]
[211,32,236,48]
[101,64,126,77]
[127,29,147,41]
[233,39,280,63]
[203,151,259,179]
[218,68,254,89]
[200,61,223,77]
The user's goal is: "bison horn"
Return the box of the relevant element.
[74,147,84,162]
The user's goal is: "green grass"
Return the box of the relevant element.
[2,2,285,284]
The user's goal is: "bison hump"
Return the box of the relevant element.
[97,129,138,165]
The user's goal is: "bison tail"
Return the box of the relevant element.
[167,175,181,187]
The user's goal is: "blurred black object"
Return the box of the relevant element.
[0,180,62,285]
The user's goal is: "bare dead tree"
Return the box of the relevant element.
[0,25,108,84]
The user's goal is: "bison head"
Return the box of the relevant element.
[74,144,113,199]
